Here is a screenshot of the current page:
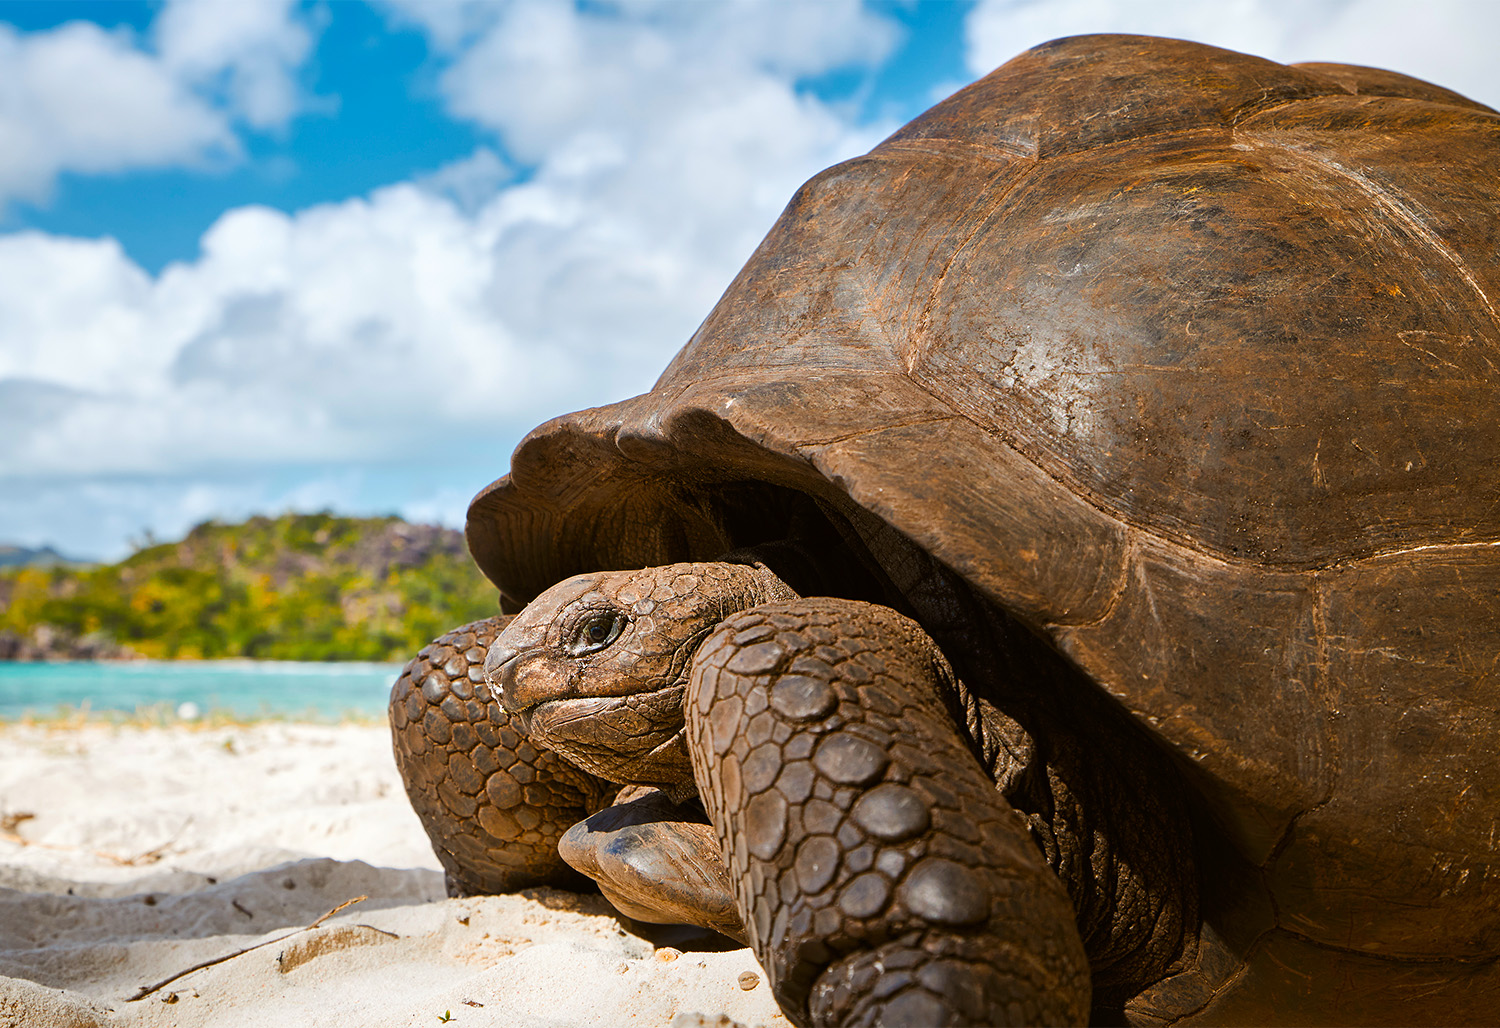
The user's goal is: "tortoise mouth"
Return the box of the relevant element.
[527,685,695,787]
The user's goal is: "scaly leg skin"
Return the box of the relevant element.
[687,598,1091,1027]
[390,617,615,896]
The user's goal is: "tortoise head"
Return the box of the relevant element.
[486,560,794,786]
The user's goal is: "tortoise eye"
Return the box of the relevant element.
[569,609,627,656]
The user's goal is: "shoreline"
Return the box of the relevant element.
[0,661,405,725]
[0,701,391,729]
[0,657,404,664]
[0,720,786,1027]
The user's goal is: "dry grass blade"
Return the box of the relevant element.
[127,894,373,1001]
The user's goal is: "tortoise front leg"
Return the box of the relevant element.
[687,598,1090,1027]
[390,617,615,895]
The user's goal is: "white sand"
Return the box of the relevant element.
[0,721,788,1028]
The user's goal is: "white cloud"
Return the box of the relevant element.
[0,188,515,479]
[384,0,903,353]
[965,0,1500,109]
[154,0,317,129]
[1305,0,1500,108]
[421,0,897,159]
[415,146,514,213]
[0,0,317,207]
[0,2,904,557]
[0,0,902,497]
[0,233,156,390]
[0,20,233,204]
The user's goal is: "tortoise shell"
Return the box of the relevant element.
[467,33,1500,1015]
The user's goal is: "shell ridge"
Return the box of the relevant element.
[1237,135,1500,339]
[1258,637,1343,882]
[789,412,957,450]
[1040,535,1139,636]
[875,136,1040,164]
[904,165,1037,376]
[1225,94,1315,127]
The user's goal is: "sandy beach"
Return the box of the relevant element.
[0,720,788,1028]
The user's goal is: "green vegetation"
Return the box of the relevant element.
[0,513,498,661]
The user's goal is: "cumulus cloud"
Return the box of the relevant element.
[0,0,316,207]
[0,0,898,474]
[0,21,232,204]
[402,0,902,341]
[154,0,317,129]
[1,189,509,477]
[965,0,1500,108]
[0,1,905,555]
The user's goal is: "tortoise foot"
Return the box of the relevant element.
[687,598,1090,1026]
[812,934,1064,1027]
[559,786,748,943]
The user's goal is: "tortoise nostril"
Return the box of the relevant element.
[485,643,525,709]
[485,644,518,682]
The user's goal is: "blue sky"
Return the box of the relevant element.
[1,0,1496,561]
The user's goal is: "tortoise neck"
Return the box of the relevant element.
[827,508,1203,1010]
[718,540,848,600]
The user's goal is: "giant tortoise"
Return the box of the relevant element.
[390,33,1500,1026]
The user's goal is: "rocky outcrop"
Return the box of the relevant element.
[0,544,88,568]
[0,625,141,662]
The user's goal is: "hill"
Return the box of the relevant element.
[0,544,91,568]
[0,513,498,661]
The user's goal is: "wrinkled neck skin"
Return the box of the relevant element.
[491,540,1198,1009]
[935,633,1199,1012]
[839,519,1200,1013]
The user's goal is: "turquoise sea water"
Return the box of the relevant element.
[0,660,405,721]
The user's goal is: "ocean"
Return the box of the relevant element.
[0,660,406,721]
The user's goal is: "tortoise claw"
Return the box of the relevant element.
[559,786,748,944]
